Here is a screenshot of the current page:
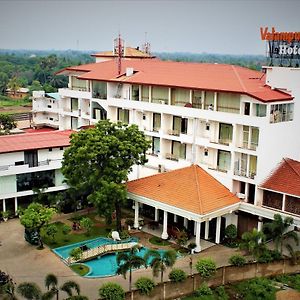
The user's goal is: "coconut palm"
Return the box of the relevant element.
[144,249,177,283]
[17,282,42,300]
[60,281,80,298]
[7,77,20,97]
[263,214,299,254]
[239,228,266,259]
[43,274,59,300]
[0,279,18,300]
[116,245,145,291]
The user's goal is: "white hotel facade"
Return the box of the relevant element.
[55,59,300,211]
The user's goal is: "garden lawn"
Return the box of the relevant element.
[42,220,115,248]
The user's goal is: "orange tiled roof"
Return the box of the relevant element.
[127,165,240,215]
[0,130,72,154]
[260,158,300,197]
[91,47,155,59]
[57,59,292,102]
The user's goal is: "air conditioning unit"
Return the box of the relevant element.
[236,193,245,199]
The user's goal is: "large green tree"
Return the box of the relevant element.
[20,203,56,248]
[0,114,16,132]
[0,72,9,94]
[62,120,150,231]
[7,76,21,96]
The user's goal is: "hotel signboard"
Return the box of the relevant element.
[261,27,300,67]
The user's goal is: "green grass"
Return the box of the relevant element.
[70,264,90,276]
[149,236,171,246]
[0,95,31,107]
[41,218,115,248]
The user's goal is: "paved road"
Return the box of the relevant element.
[0,218,238,300]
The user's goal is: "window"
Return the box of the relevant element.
[141,85,149,102]
[171,88,190,107]
[204,149,209,156]
[71,98,78,112]
[49,148,52,152]
[206,123,210,131]
[172,141,186,159]
[251,127,259,149]
[255,104,267,117]
[118,108,129,124]
[132,85,139,101]
[219,123,233,144]
[153,113,161,132]
[173,116,188,135]
[152,137,160,155]
[152,86,168,104]
[92,81,107,99]
[217,150,231,172]
[192,90,202,109]
[71,117,78,129]
[270,103,294,123]
[60,147,64,151]
[217,93,240,114]
[24,150,38,168]
[244,102,250,116]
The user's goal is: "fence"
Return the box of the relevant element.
[124,258,300,300]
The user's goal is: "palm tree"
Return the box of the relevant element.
[43,274,59,300]
[60,281,80,298]
[17,282,42,300]
[239,228,266,259]
[144,249,177,283]
[0,279,18,300]
[7,77,20,97]
[116,245,145,291]
[263,214,299,254]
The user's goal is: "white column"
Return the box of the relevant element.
[194,221,197,235]
[184,218,188,229]
[168,88,171,106]
[2,199,6,212]
[195,221,201,252]
[257,217,263,232]
[201,91,205,109]
[149,86,152,103]
[213,92,217,111]
[154,208,159,222]
[14,197,18,214]
[161,211,168,240]
[134,201,139,228]
[282,194,286,211]
[174,214,178,223]
[245,183,249,202]
[215,216,221,244]
[205,220,209,239]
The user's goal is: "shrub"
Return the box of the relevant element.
[195,283,213,296]
[215,286,229,300]
[135,277,155,295]
[99,282,125,300]
[176,230,188,246]
[225,224,237,240]
[168,268,187,283]
[125,218,134,227]
[80,217,94,235]
[70,247,83,261]
[257,249,274,263]
[195,258,216,279]
[62,224,72,236]
[229,254,246,267]
[120,230,130,239]
[44,224,58,241]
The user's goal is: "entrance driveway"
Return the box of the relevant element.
[0,218,239,299]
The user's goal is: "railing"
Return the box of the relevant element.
[218,138,232,145]
[167,129,180,136]
[67,241,138,264]
[234,168,256,179]
[0,159,62,172]
[165,153,179,161]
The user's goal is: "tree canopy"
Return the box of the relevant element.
[62,120,151,230]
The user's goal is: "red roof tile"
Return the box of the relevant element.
[0,130,72,154]
[127,165,240,215]
[57,59,292,102]
[260,158,300,197]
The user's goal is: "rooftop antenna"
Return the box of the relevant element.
[114,33,124,75]
[143,32,151,55]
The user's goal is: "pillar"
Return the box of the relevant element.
[282,194,286,211]
[161,211,168,240]
[154,208,159,222]
[14,197,18,214]
[205,220,209,239]
[184,218,188,229]
[194,221,201,252]
[134,201,139,229]
[194,221,197,236]
[215,216,221,244]
[245,183,249,202]
[174,214,177,223]
[213,92,217,111]
[2,199,6,212]
[257,217,263,232]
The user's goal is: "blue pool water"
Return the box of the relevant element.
[53,237,167,278]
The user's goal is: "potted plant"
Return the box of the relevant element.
[2,211,10,222]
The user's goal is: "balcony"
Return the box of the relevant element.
[234,168,256,179]
[59,88,91,99]
[167,129,180,136]
[165,153,179,161]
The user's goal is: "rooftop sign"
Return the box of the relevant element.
[260,27,300,67]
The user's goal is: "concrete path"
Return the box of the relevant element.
[0,218,239,300]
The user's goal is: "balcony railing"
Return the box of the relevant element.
[0,159,62,172]
[167,129,180,136]
[165,153,179,161]
[218,138,232,145]
[234,168,256,179]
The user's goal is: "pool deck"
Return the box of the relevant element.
[0,217,242,300]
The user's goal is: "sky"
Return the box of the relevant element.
[0,0,299,55]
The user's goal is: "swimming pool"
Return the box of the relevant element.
[53,237,168,278]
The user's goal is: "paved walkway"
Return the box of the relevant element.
[0,218,240,300]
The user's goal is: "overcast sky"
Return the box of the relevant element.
[0,0,299,55]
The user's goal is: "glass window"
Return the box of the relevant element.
[152,137,160,155]
[172,141,186,159]
[132,85,139,101]
[24,150,38,168]
[141,85,149,102]
[118,108,129,124]
[173,117,188,134]
[92,81,107,99]
[152,86,168,104]
[219,123,233,144]
[71,98,78,111]
[217,150,231,172]
[217,93,240,114]
[153,113,161,132]
[204,92,214,110]
[270,103,293,123]
[255,104,267,117]
[171,88,190,107]
[243,126,249,148]
[251,127,259,149]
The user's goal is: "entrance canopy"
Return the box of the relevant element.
[127,165,240,222]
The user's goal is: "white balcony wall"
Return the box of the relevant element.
[0,152,24,167]
[59,88,91,100]
[38,148,63,161]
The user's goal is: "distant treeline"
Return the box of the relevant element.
[0,49,266,98]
